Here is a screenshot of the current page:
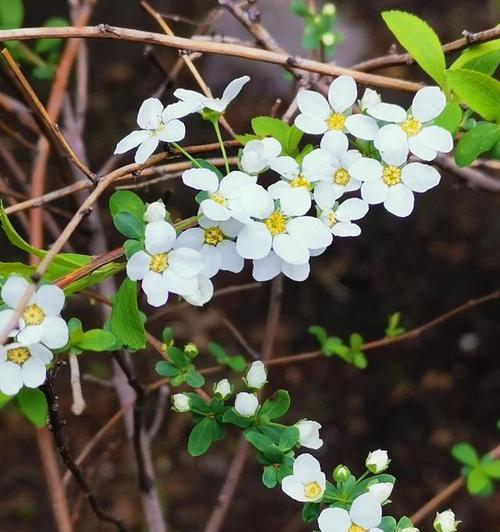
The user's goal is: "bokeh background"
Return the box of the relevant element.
[0,0,499,531]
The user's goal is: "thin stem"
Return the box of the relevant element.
[213,119,230,174]
[171,142,200,167]
[356,470,370,484]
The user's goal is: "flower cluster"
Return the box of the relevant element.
[0,276,69,395]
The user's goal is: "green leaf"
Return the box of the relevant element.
[155,361,179,378]
[302,502,321,523]
[113,211,144,239]
[245,430,275,452]
[285,126,303,156]
[396,516,415,530]
[109,279,145,350]
[451,40,500,75]
[454,122,500,166]
[226,355,247,372]
[251,116,289,146]
[381,10,446,88]
[378,515,397,532]
[290,0,309,18]
[68,317,84,345]
[63,262,125,297]
[434,102,463,134]
[352,351,368,369]
[223,408,252,429]
[123,239,143,260]
[109,190,145,219]
[185,370,205,388]
[452,442,479,466]
[467,468,490,494]
[167,346,189,369]
[302,23,322,50]
[77,329,118,352]
[234,133,259,146]
[33,65,55,80]
[16,388,47,427]
[279,426,300,451]
[481,459,500,479]
[447,69,500,121]
[207,341,227,362]
[35,17,69,55]
[0,262,36,278]
[0,0,23,29]
[349,332,363,351]
[262,465,278,488]
[308,325,328,345]
[188,417,216,456]
[259,390,290,420]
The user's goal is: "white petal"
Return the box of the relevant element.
[174,227,204,250]
[0,362,22,395]
[182,168,219,192]
[282,261,310,282]
[318,507,351,532]
[162,100,196,120]
[381,148,408,167]
[374,124,407,154]
[286,217,333,249]
[0,309,15,335]
[173,88,205,108]
[268,180,290,199]
[302,148,334,181]
[219,171,256,197]
[29,343,53,364]
[261,137,282,159]
[137,97,163,129]
[183,275,214,306]
[367,102,406,123]
[252,252,282,281]
[271,156,299,180]
[219,218,243,238]
[35,285,64,316]
[313,182,339,210]
[114,130,150,155]
[332,221,361,237]
[336,198,369,221]
[145,221,176,254]
[384,183,414,217]
[199,245,221,278]
[345,114,378,140]
[418,126,453,153]
[163,270,198,296]
[157,119,185,143]
[411,86,446,122]
[401,162,441,192]
[22,356,47,388]
[350,494,382,529]
[168,248,204,278]
[328,75,357,113]
[294,114,328,135]
[293,453,322,482]
[296,90,331,119]
[201,199,230,221]
[142,271,169,307]
[41,316,69,349]
[221,75,250,106]
[349,158,383,182]
[273,234,309,265]
[238,185,274,219]
[320,130,348,159]
[342,150,362,169]
[407,135,437,161]
[126,251,150,280]
[278,187,311,217]
[361,180,389,204]
[2,276,29,308]
[281,476,310,502]
[134,137,159,164]
[18,324,44,345]
[236,222,272,260]
[217,240,244,273]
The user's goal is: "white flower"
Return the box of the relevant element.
[349,151,441,217]
[365,449,390,473]
[318,493,383,532]
[0,276,68,349]
[236,187,332,265]
[0,342,52,396]
[295,419,323,449]
[282,453,326,502]
[361,88,381,111]
[252,251,311,282]
[144,199,167,222]
[245,360,267,389]
[367,482,394,503]
[240,137,282,174]
[174,216,243,278]
[172,393,190,412]
[234,392,259,417]
[295,75,378,141]
[433,510,460,532]
[182,168,262,222]
[126,221,204,307]
[114,98,191,164]
[174,75,250,114]
[182,274,214,307]
[318,197,369,237]
[368,86,453,162]
[213,378,232,399]
[401,528,419,532]
[313,131,362,203]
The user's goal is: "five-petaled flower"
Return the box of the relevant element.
[240,137,282,175]
[295,419,323,450]
[317,197,369,237]
[318,493,384,532]
[281,453,326,502]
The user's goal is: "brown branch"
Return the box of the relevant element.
[220,315,259,359]
[434,154,500,193]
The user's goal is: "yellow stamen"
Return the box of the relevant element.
[327,112,345,131]
[290,174,312,190]
[22,304,45,326]
[348,526,366,532]
[203,226,224,246]
[327,210,336,227]
[149,253,168,273]
[333,168,350,186]
[209,192,226,205]
[264,211,287,236]
[401,115,422,137]
[304,481,322,500]
[382,165,402,186]
[7,347,30,365]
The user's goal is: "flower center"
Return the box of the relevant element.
[209,192,226,205]
[149,253,169,273]
[382,165,402,186]
[290,174,312,190]
[203,226,224,246]
[401,115,422,137]
[333,168,350,186]
[348,526,366,532]
[303,481,322,500]
[327,210,336,227]
[327,112,345,131]
[7,347,30,365]
[22,304,45,326]
[264,211,287,236]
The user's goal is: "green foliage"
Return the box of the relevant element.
[452,442,500,496]
[207,341,246,372]
[450,40,500,75]
[110,191,146,240]
[454,122,500,167]
[447,69,500,121]
[302,502,321,523]
[259,390,290,421]
[434,102,463,135]
[188,416,217,456]
[0,0,23,29]
[155,345,204,388]
[16,388,47,428]
[396,516,416,531]
[309,326,367,368]
[109,279,146,350]
[385,312,405,338]
[381,10,446,88]
[378,516,397,532]
[67,317,119,354]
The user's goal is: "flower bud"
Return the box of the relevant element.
[322,3,336,16]
[332,464,350,482]
[367,481,394,503]
[360,88,381,111]
[184,342,199,358]
[234,392,259,417]
[295,419,323,449]
[213,378,232,399]
[172,393,190,413]
[322,32,336,47]
[365,449,390,473]
[144,200,166,222]
[433,510,460,532]
[245,361,267,390]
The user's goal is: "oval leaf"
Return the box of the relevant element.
[188,417,216,456]
[454,122,500,167]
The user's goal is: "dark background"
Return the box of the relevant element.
[0,0,499,530]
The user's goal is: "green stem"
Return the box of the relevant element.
[355,470,370,484]
[13,41,48,68]
[213,120,230,174]
[171,142,200,168]
[174,215,199,231]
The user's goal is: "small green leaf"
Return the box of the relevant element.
[454,122,500,166]
[123,239,143,260]
[188,417,216,456]
[381,10,446,88]
[378,515,397,532]
[234,133,259,146]
[222,408,252,429]
[113,211,144,239]
[259,390,290,420]
[16,388,48,428]
[290,0,310,18]
[302,502,321,523]
[167,346,189,369]
[251,116,289,146]
[481,459,500,479]
[262,465,278,488]
[452,442,479,466]
[434,102,463,135]
[109,190,145,219]
[285,125,303,156]
[308,325,328,345]
[185,370,205,388]
[352,351,368,369]
[245,430,275,452]
[226,355,247,372]
[467,468,490,494]
[0,0,23,29]
[155,361,179,378]
[77,329,118,352]
[279,426,300,451]
[450,40,500,75]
